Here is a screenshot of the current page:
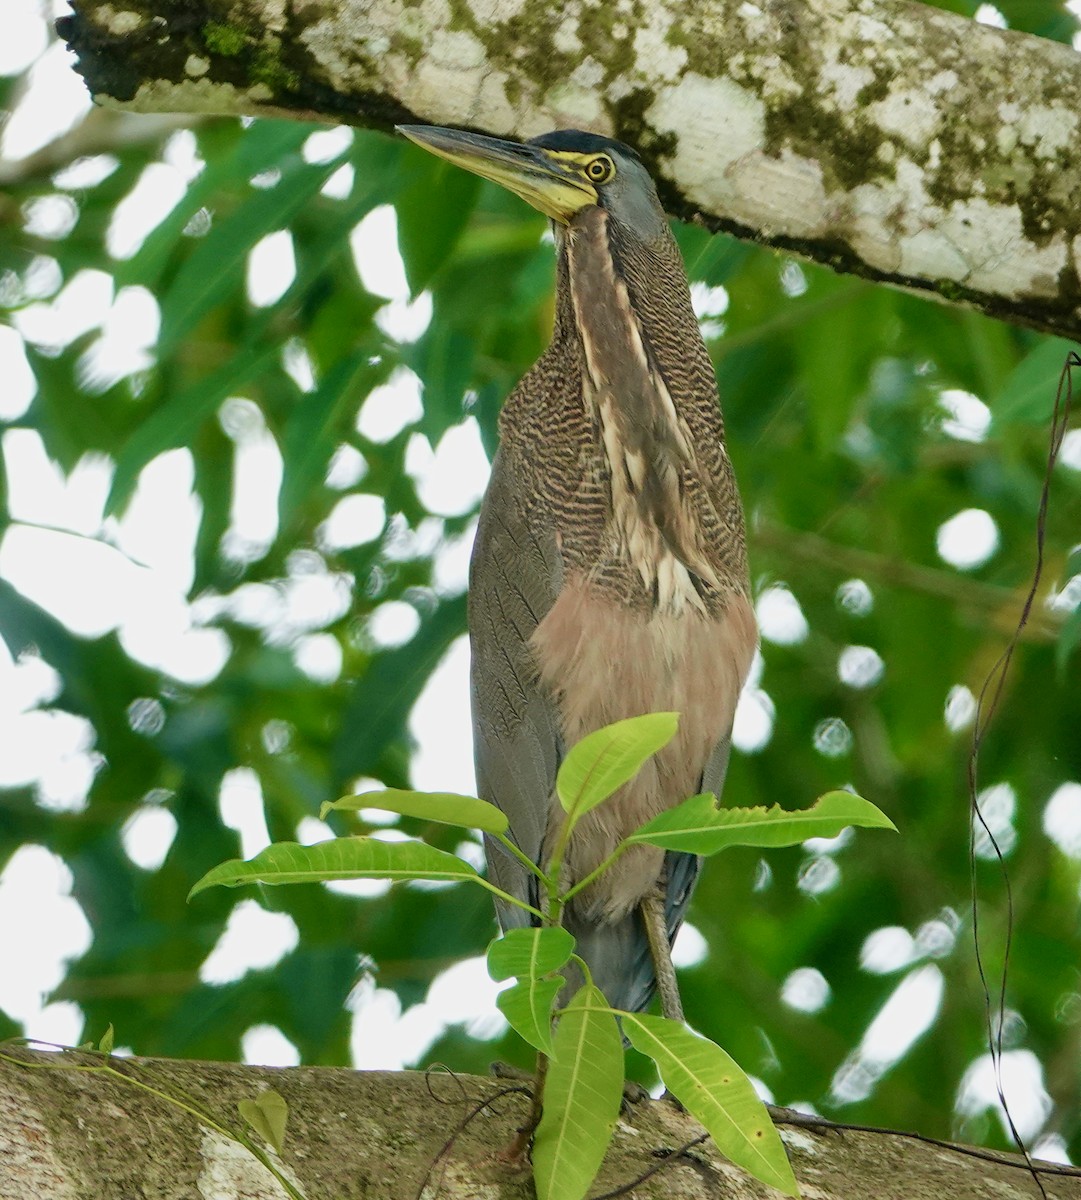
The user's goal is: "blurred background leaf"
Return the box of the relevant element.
[0,0,1079,1169]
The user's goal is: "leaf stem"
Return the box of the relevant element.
[476,879,547,922]
[492,832,550,883]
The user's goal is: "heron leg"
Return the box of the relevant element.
[641,886,684,1024]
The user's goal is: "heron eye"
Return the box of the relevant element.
[586,156,614,183]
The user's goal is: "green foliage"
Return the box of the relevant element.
[629,789,897,855]
[238,1089,289,1155]
[622,1014,798,1196]
[322,787,509,834]
[189,837,484,897]
[3,3,1081,1172]
[533,984,624,1200]
[192,714,894,1196]
[556,711,680,824]
[488,927,575,1053]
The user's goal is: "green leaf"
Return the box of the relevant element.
[622,1014,798,1197]
[396,157,481,294]
[107,341,280,515]
[188,837,480,899]
[157,153,348,355]
[278,349,384,530]
[238,1089,289,1154]
[556,713,679,827]
[496,979,562,1054]
[533,985,623,1200]
[322,788,508,835]
[118,122,317,290]
[332,594,467,780]
[992,337,1077,428]
[488,928,574,1053]
[628,790,896,855]
[98,1024,114,1055]
[487,927,575,981]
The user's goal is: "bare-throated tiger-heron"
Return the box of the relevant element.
[399,124,757,1018]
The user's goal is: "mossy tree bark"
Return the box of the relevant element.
[57,0,1081,339]
[2,1049,1079,1198]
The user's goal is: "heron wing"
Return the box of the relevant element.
[470,446,563,929]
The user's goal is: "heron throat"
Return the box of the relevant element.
[560,209,720,615]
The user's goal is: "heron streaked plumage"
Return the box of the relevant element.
[398,124,757,1016]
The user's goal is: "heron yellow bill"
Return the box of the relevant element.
[397,124,598,224]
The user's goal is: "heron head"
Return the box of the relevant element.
[397,125,667,241]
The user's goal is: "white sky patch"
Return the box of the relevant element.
[973,4,1008,27]
[79,285,160,391]
[282,338,316,393]
[53,154,120,191]
[22,193,78,241]
[406,420,490,517]
[376,291,433,343]
[3,429,111,536]
[219,402,283,563]
[1,41,91,161]
[804,826,854,856]
[860,926,917,975]
[219,768,271,861]
[293,633,343,683]
[357,367,424,443]
[813,716,852,758]
[106,163,189,260]
[350,206,409,300]
[433,522,475,597]
[296,816,335,845]
[782,967,831,1014]
[973,782,1017,859]
[936,508,999,570]
[957,1050,1051,1143]
[0,0,48,75]
[369,600,421,649]
[410,635,477,795]
[732,648,774,753]
[13,267,114,351]
[672,922,707,969]
[945,684,977,732]
[836,578,873,616]
[838,644,884,689]
[0,845,91,1025]
[797,855,841,896]
[939,389,991,443]
[247,229,297,308]
[318,492,386,551]
[1059,429,1081,471]
[326,444,366,490]
[114,449,199,590]
[303,127,354,164]
[242,1024,301,1067]
[832,965,944,1103]
[199,899,300,985]
[1043,782,1081,859]
[322,163,354,200]
[914,915,957,960]
[121,805,179,871]
[24,1000,85,1047]
[756,584,809,645]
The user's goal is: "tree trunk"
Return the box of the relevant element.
[1,1048,1077,1199]
[57,0,1081,340]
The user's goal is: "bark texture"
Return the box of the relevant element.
[57,0,1081,339]
[2,1048,1079,1199]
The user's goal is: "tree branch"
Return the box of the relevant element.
[2,1048,1079,1198]
[55,0,1081,338]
